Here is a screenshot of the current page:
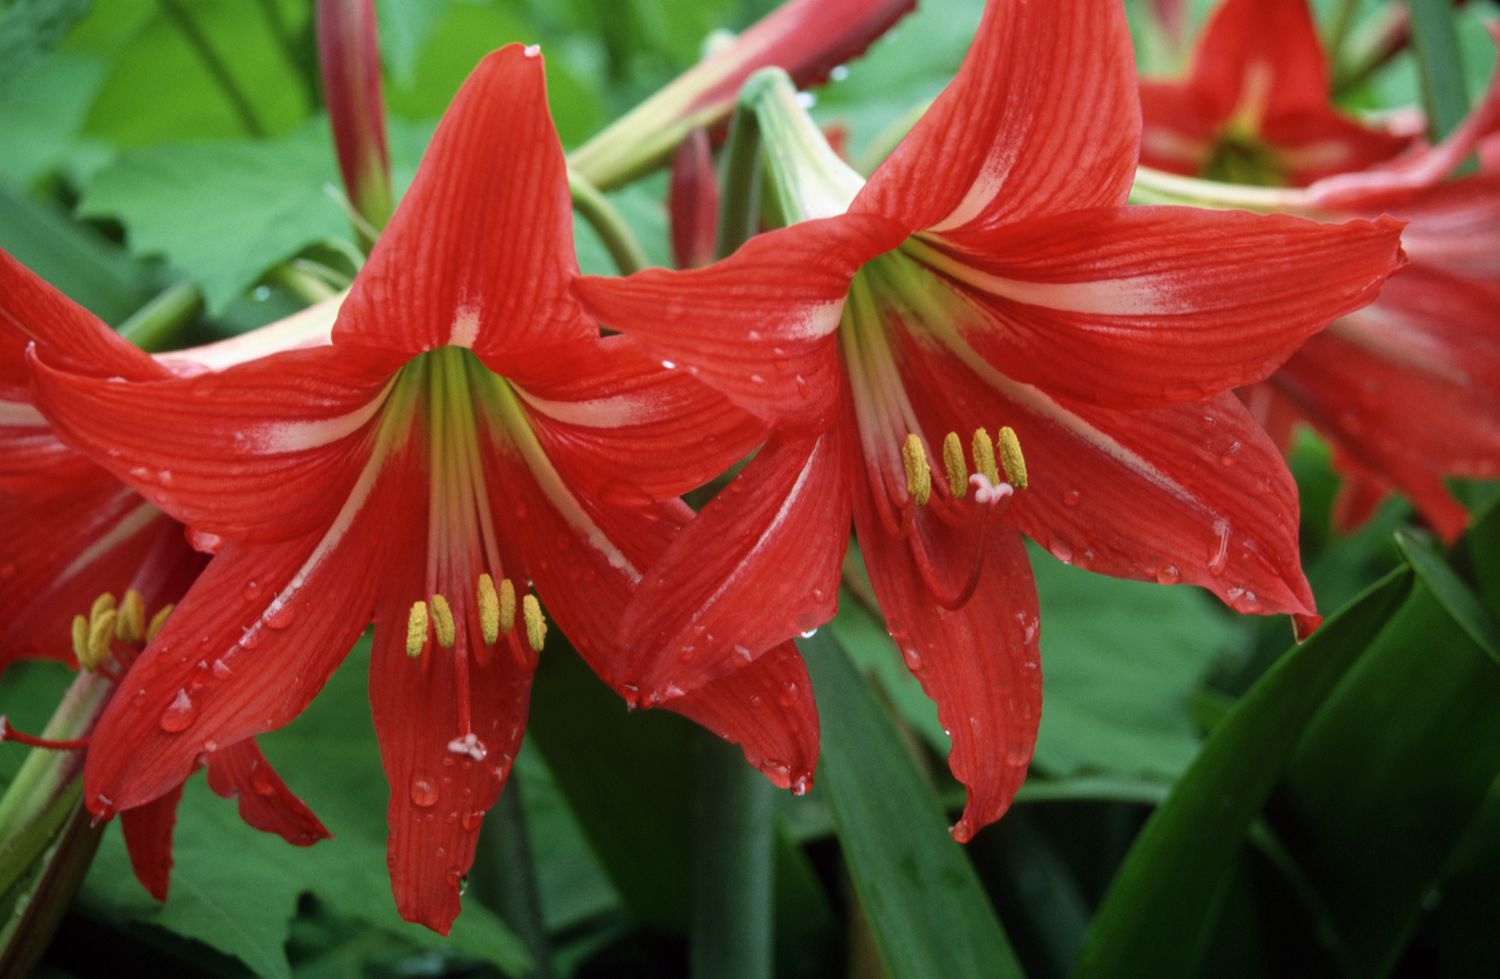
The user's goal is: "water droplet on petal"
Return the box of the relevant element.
[263,601,297,630]
[1207,519,1231,576]
[1155,564,1181,585]
[409,776,439,808]
[243,579,261,600]
[1062,490,1081,508]
[158,689,196,733]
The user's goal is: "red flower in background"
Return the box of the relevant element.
[0,266,331,898]
[27,46,816,933]
[576,0,1405,841]
[1139,0,1412,185]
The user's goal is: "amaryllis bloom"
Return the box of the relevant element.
[1139,0,1412,185]
[576,0,1405,840]
[27,46,817,932]
[0,283,331,898]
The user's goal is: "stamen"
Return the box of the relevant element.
[971,428,999,486]
[87,610,116,666]
[477,573,500,645]
[0,716,90,751]
[499,578,517,633]
[901,434,931,506]
[89,592,116,622]
[997,426,1027,490]
[430,594,456,648]
[116,589,145,643]
[145,604,174,642]
[71,614,91,670]
[406,600,430,658]
[522,594,546,652]
[942,432,967,499]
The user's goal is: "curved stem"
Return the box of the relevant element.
[117,280,203,351]
[568,171,650,275]
[480,778,555,979]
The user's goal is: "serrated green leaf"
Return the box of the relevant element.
[1075,565,1414,979]
[801,631,1021,979]
[79,123,350,312]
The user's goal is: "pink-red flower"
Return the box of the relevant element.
[0,274,331,898]
[25,46,817,932]
[1139,0,1412,185]
[575,0,1405,840]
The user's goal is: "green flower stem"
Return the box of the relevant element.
[568,171,650,275]
[117,280,203,351]
[477,778,554,979]
[0,802,104,978]
[0,671,110,900]
[157,0,268,138]
[1407,0,1471,141]
[264,262,341,304]
[1327,0,1363,67]
[714,89,766,257]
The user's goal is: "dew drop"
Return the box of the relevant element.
[1155,564,1181,585]
[243,579,261,600]
[902,648,922,671]
[460,810,484,831]
[1207,519,1231,575]
[799,628,818,639]
[188,528,223,554]
[1062,490,1081,508]
[409,776,439,808]
[158,689,196,733]
[263,601,297,630]
[249,763,277,796]
[1218,441,1242,467]
[211,658,232,679]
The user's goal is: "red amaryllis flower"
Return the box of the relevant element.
[0,281,330,898]
[27,46,817,932]
[575,0,1405,840]
[1138,0,1412,185]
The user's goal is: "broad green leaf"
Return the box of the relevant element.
[373,0,459,87]
[1074,565,1414,979]
[0,52,108,187]
[0,0,90,89]
[1395,529,1500,667]
[800,631,1021,979]
[79,123,351,313]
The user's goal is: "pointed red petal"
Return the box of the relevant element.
[924,207,1404,409]
[1138,80,1220,175]
[508,335,767,506]
[621,428,853,705]
[1263,108,1413,185]
[574,215,900,427]
[333,45,590,360]
[369,563,533,934]
[852,485,1041,841]
[204,739,331,846]
[893,329,1316,616]
[29,344,400,541]
[83,459,401,814]
[120,783,184,901]
[670,128,719,270]
[663,640,819,793]
[1187,0,1328,122]
[853,0,1138,233]
[0,249,168,382]
[1328,456,1396,536]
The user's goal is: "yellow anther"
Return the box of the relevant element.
[942,432,967,499]
[430,594,456,648]
[87,609,116,666]
[998,426,1027,490]
[901,434,931,506]
[499,578,517,633]
[971,428,999,486]
[71,614,91,670]
[477,574,501,645]
[522,594,546,652]
[145,604,174,642]
[405,601,429,658]
[116,589,145,643]
[89,592,116,622]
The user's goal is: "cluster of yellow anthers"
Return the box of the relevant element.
[405,572,547,659]
[71,590,172,672]
[901,426,1028,506]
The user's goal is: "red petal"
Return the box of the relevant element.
[852,482,1041,842]
[1263,108,1413,185]
[1138,80,1220,175]
[893,328,1316,616]
[120,783,184,901]
[369,540,534,935]
[574,215,900,427]
[670,128,719,270]
[663,640,820,793]
[620,428,853,705]
[507,335,767,506]
[922,207,1404,409]
[204,739,331,846]
[1328,457,1396,537]
[852,0,1138,233]
[0,249,168,383]
[332,46,591,360]
[1186,0,1329,122]
[29,344,400,541]
[82,453,404,814]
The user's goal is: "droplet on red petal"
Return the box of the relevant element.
[409,775,439,808]
[158,689,196,733]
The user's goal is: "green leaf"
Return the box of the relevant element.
[0,52,108,187]
[1395,529,1500,667]
[79,123,351,312]
[800,631,1022,979]
[1074,565,1415,979]
[0,0,90,89]
[1406,0,1472,140]
[373,0,458,87]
